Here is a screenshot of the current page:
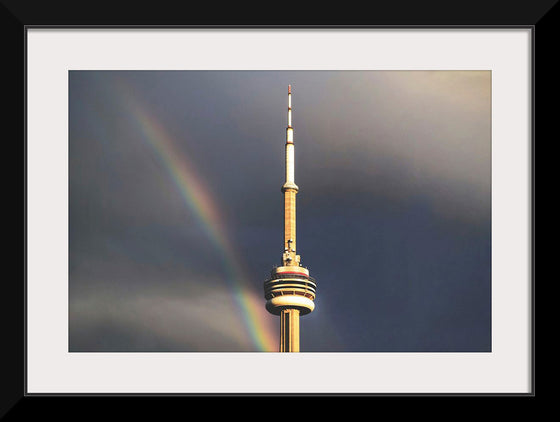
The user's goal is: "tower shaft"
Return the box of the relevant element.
[284,189,297,262]
[280,309,300,352]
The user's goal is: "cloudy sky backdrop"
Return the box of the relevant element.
[69,70,491,352]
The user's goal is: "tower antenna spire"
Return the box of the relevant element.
[264,85,317,352]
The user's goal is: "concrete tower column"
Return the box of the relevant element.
[280,309,300,352]
[284,188,296,260]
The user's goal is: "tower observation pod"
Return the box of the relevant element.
[264,85,317,352]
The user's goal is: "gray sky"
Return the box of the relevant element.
[69,70,491,352]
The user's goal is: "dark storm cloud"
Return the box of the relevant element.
[69,275,253,352]
[294,71,491,220]
[69,70,491,352]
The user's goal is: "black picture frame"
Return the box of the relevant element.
[7,0,549,415]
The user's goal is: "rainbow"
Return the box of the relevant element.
[118,85,276,352]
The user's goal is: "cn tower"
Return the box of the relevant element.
[264,85,317,352]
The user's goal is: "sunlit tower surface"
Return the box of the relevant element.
[264,85,317,352]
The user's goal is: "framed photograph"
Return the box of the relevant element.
[10,0,548,411]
